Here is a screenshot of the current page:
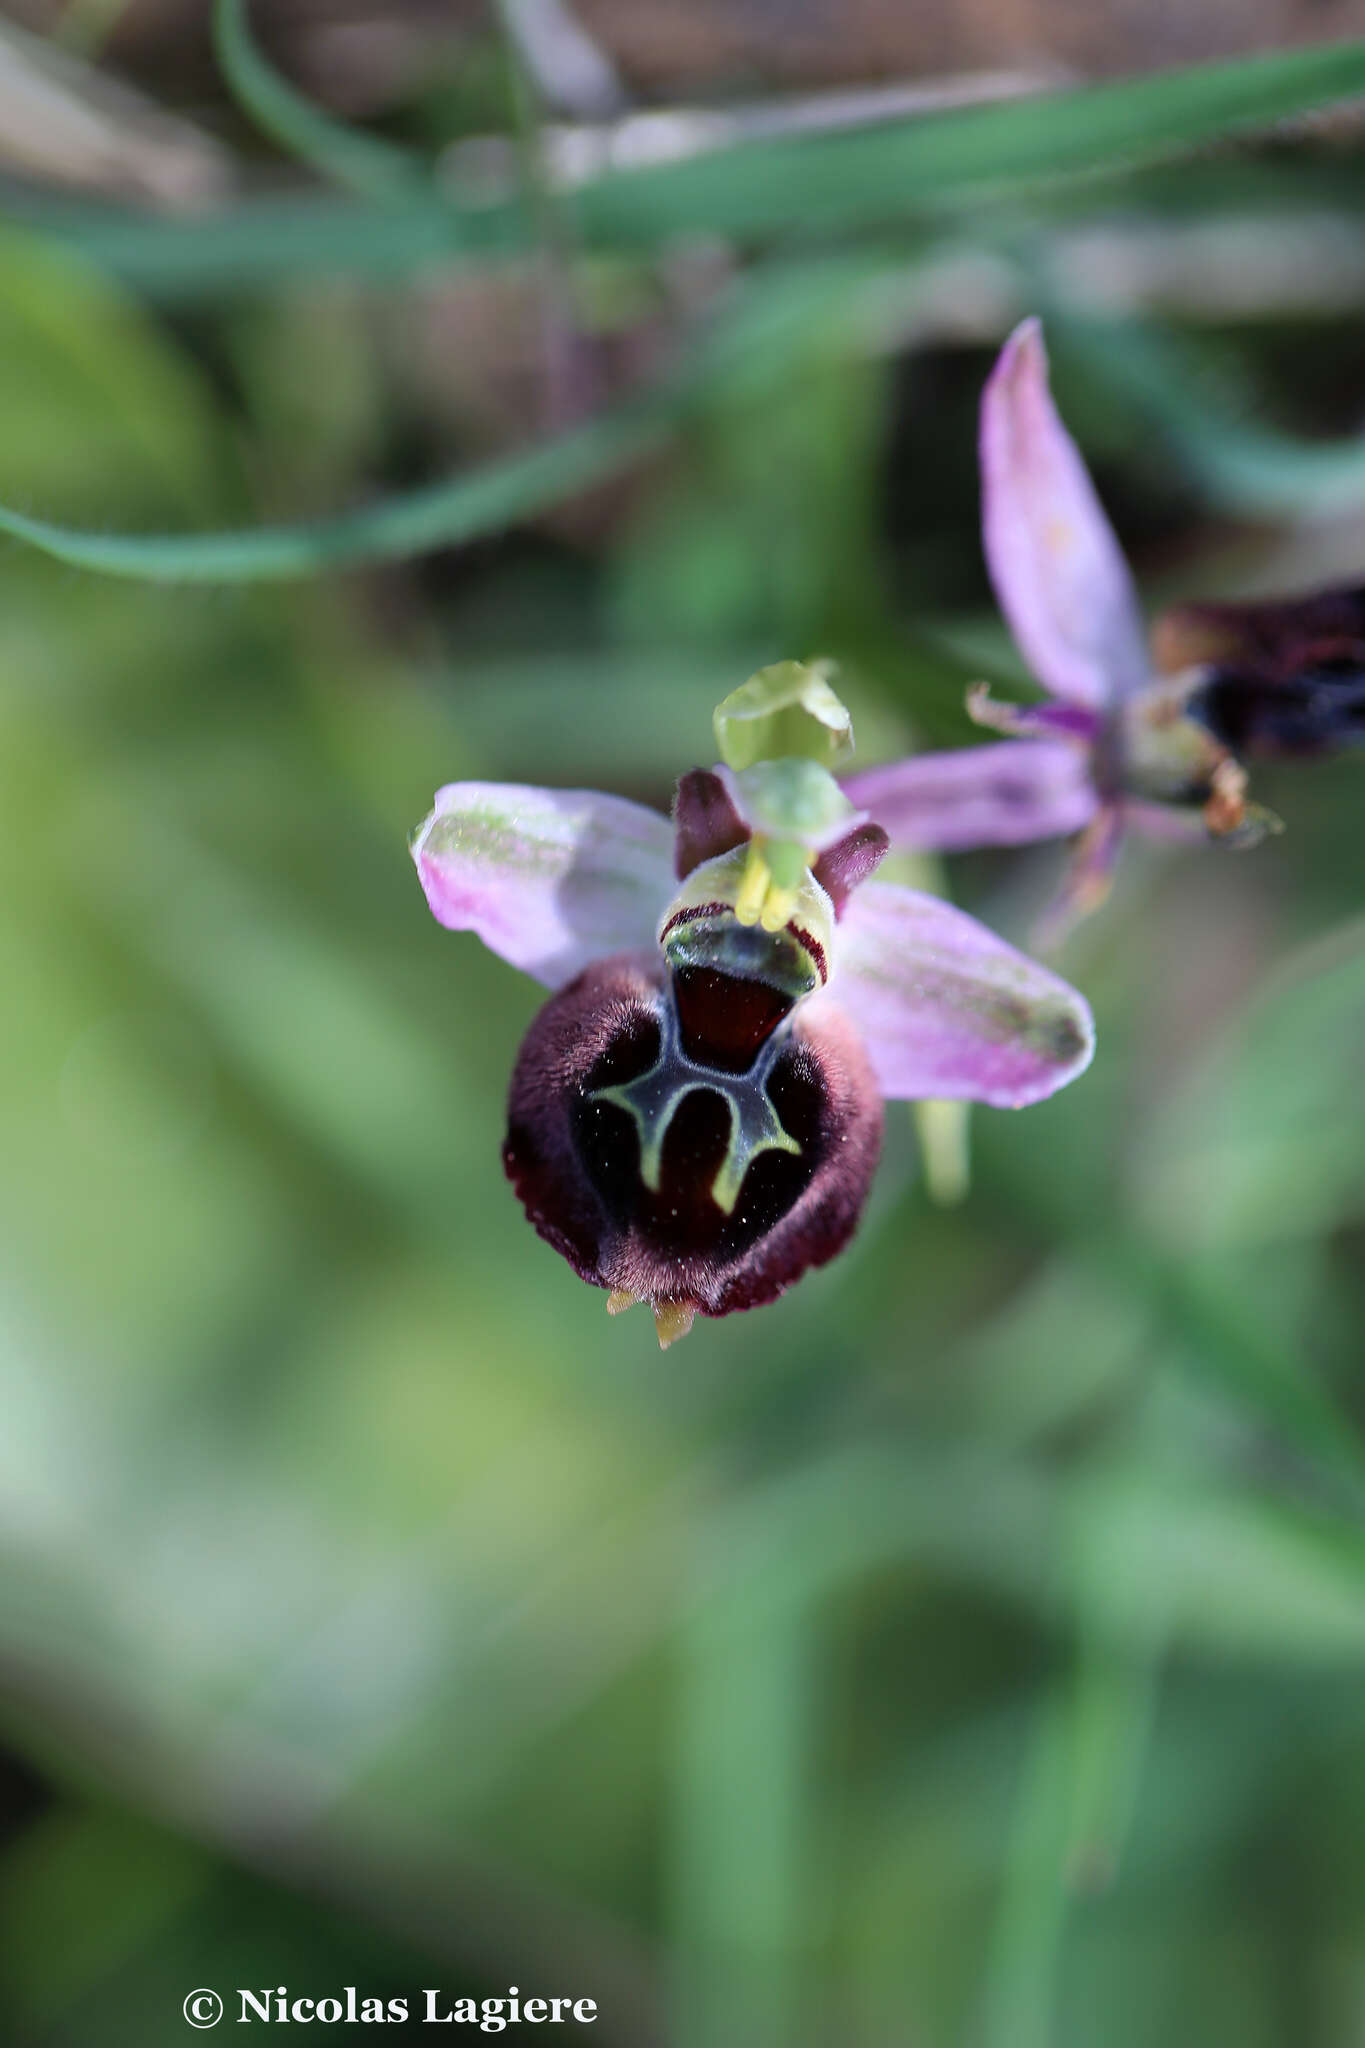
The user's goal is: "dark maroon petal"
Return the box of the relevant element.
[812,821,890,917]
[672,768,750,880]
[503,954,882,1318]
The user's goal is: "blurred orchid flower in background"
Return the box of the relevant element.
[847,318,1285,940]
[412,665,1094,1347]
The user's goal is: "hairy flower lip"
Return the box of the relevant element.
[1157,586,1365,761]
[1152,581,1365,681]
[503,953,884,1318]
[1190,663,1365,758]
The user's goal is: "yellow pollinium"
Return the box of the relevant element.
[605,1291,697,1349]
[653,1301,696,1349]
[732,840,805,934]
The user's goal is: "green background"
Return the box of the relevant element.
[2,18,1365,2046]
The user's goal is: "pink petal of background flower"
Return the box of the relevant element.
[981,317,1151,712]
[844,737,1099,851]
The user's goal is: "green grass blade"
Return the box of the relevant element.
[19,41,1365,302]
[671,1525,815,2048]
[570,40,1365,246]
[1061,1641,1159,1896]
[981,1686,1071,2048]
[0,255,884,581]
[6,191,496,302]
[0,385,669,581]
[212,0,426,203]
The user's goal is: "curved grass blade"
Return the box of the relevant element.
[212,0,426,204]
[0,254,880,582]
[0,383,670,581]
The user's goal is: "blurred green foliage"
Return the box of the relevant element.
[2,22,1365,2048]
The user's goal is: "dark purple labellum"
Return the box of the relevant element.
[671,966,795,1072]
[1191,665,1365,759]
[503,954,883,1318]
[1157,585,1365,758]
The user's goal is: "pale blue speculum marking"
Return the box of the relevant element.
[589,990,802,1216]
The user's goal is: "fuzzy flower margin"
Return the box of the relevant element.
[412,679,1094,1346]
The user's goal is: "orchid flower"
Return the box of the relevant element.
[846,318,1281,937]
[412,665,1094,1347]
